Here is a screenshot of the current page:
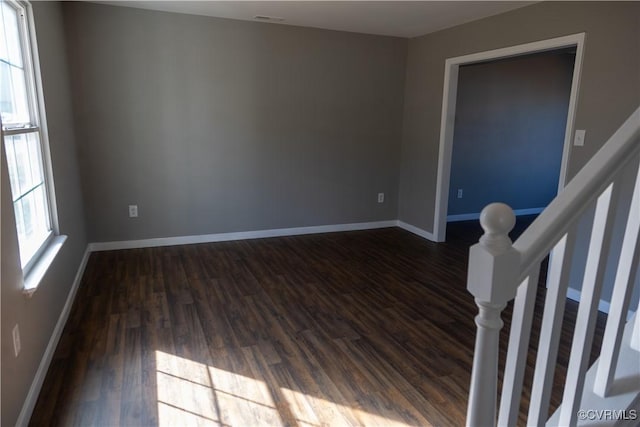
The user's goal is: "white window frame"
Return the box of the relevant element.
[2,0,63,292]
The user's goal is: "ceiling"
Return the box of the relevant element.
[96,1,535,38]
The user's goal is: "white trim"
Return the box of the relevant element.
[396,220,437,241]
[16,245,91,427]
[557,35,585,191]
[433,33,586,242]
[446,207,545,223]
[28,0,60,236]
[566,287,611,314]
[565,287,635,321]
[88,220,397,251]
[23,234,67,296]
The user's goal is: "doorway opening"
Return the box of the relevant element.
[432,33,585,242]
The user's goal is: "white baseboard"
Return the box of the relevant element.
[447,207,545,223]
[566,287,636,320]
[16,246,91,427]
[396,220,437,241]
[88,220,398,251]
[567,287,612,314]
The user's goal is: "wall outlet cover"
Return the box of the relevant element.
[574,129,586,146]
[12,324,20,357]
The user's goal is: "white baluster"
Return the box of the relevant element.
[631,295,640,352]
[559,181,621,426]
[498,266,540,427]
[466,203,520,427]
[528,230,577,426]
[594,163,640,397]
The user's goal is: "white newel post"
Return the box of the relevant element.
[466,203,520,427]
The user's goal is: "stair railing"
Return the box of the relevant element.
[466,106,640,427]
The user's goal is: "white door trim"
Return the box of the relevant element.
[432,33,586,242]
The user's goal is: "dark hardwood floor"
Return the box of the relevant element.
[30,217,605,426]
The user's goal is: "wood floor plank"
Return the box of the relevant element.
[120,327,143,426]
[29,219,607,427]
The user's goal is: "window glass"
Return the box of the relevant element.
[1,0,54,269]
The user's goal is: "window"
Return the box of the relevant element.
[1,0,56,274]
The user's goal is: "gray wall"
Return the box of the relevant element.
[1,2,87,426]
[399,1,640,232]
[63,2,407,242]
[448,50,575,216]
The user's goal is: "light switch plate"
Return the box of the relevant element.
[574,129,586,146]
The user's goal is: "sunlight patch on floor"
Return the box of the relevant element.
[156,351,282,426]
[156,350,219,425]
[283,389,418,427]
[156,350,418,427]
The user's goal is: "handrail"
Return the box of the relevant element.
[466,106,640,427]
[513,107,640,281]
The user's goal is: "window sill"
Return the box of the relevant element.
[23,235,68,297]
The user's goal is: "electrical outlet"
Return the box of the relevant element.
[128,205,138,218]
[12,324,20,357]
[377,193,384,203]
[457,189,463,199]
